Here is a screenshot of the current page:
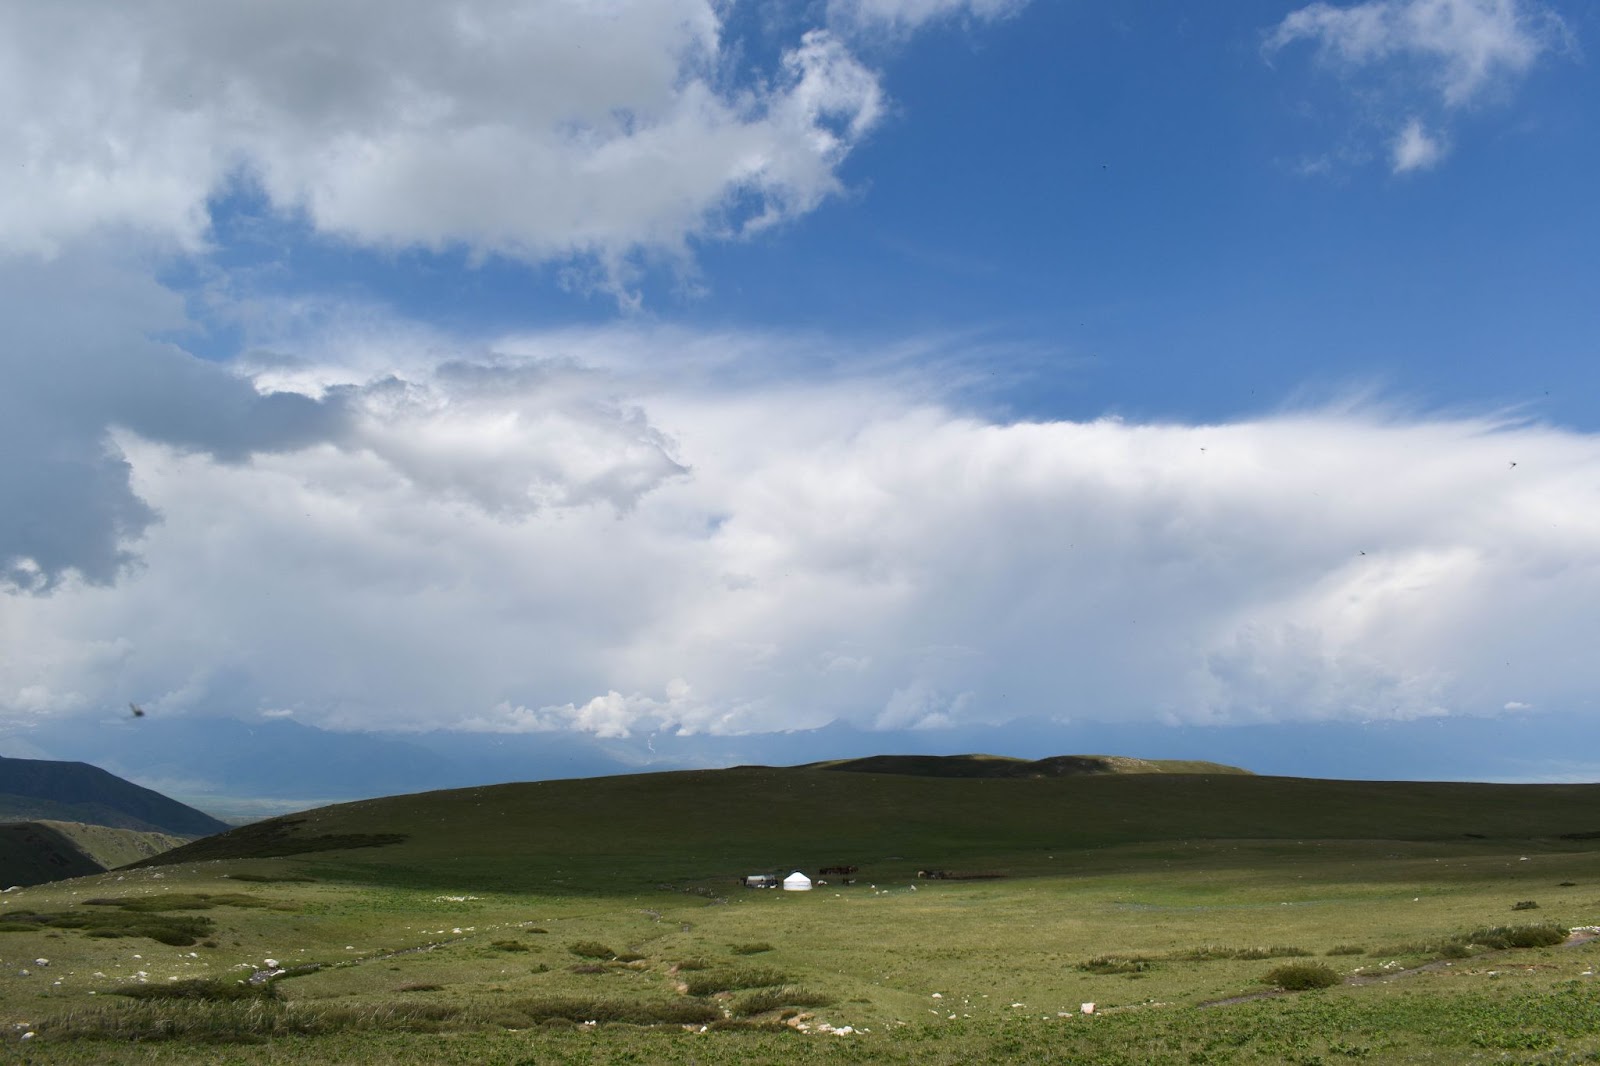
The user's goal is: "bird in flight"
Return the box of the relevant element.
[128,702,145,719]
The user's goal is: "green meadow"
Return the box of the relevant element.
[3,762,1600,1063]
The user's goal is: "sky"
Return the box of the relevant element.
[3,0,1599,809]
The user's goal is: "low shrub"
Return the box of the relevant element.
[683,967,789,996]
[567,940,614,959]
[1264,962,1342,991]
[1512,900,1541,911]
[732,985,833,1017]
[731,942,773,955]
[1469,924,1568,949]
[397,983,442,993]
[674,958,709,971]
[490,940,531,952]
[1325,945,1366,956]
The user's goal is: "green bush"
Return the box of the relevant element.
[1469,924,1567,949]
[1264,962,1342,991]
[731,942,773,955]
[567,940,614,959]
[1511,900,1541,911]
[1324,945,1366,956]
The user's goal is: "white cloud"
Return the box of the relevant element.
[1391,118,1448,170]
[6,322,1600,740]
[1269,0,1568,105]
[1268,0,1571,172]
[0,2,882,287]
[830,0,1027,33]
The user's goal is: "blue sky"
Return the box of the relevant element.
[3,0,1598,805]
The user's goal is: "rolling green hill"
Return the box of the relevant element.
[134,760,1600,893]
[0,755,228,836]
[0,820,188,887]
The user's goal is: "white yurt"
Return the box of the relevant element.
[783,871,813,891]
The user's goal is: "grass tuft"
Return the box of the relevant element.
[1079,954,1159,974]
[682,967,789,996]
[1175,945,1312,962]
[730,942,774,955]
[567,940,614,959]
[731,985,833,1017]
[1265,962,1343,990]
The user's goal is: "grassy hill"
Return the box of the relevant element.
[134,761,1600,893]
[0,755,229,836]
[0,819,190,887]
[7,757,1600,1065]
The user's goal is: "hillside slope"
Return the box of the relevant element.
[134,764,1600,894]
[0,755,228,836]
[0,820,187,888]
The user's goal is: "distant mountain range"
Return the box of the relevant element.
[806,753,1253,778]
[0,754,229,836]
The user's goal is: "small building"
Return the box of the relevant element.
[743,874,779,889]
[783,871,813,892]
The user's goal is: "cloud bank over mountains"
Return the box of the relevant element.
[2,0,1595,774]
[6,313,1599,742]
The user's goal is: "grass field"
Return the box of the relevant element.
[3,763,1599,1063]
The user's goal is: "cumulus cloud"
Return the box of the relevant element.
[1269,0,1569,105]
[5,324,1600,739]
[1267,0,1571,172]
[0,1,882,286]
[1391,118,1448,170]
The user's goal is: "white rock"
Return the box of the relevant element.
[1081,1002,1096,1014]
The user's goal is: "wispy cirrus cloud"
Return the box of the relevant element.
[1267,0,1574,174]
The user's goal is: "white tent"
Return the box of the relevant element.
[783,871,813,891]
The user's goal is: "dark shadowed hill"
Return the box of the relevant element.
[0,820,189,887]
[802,753,1253,778]
[0,755,228,836]
[131,763,1600,895]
